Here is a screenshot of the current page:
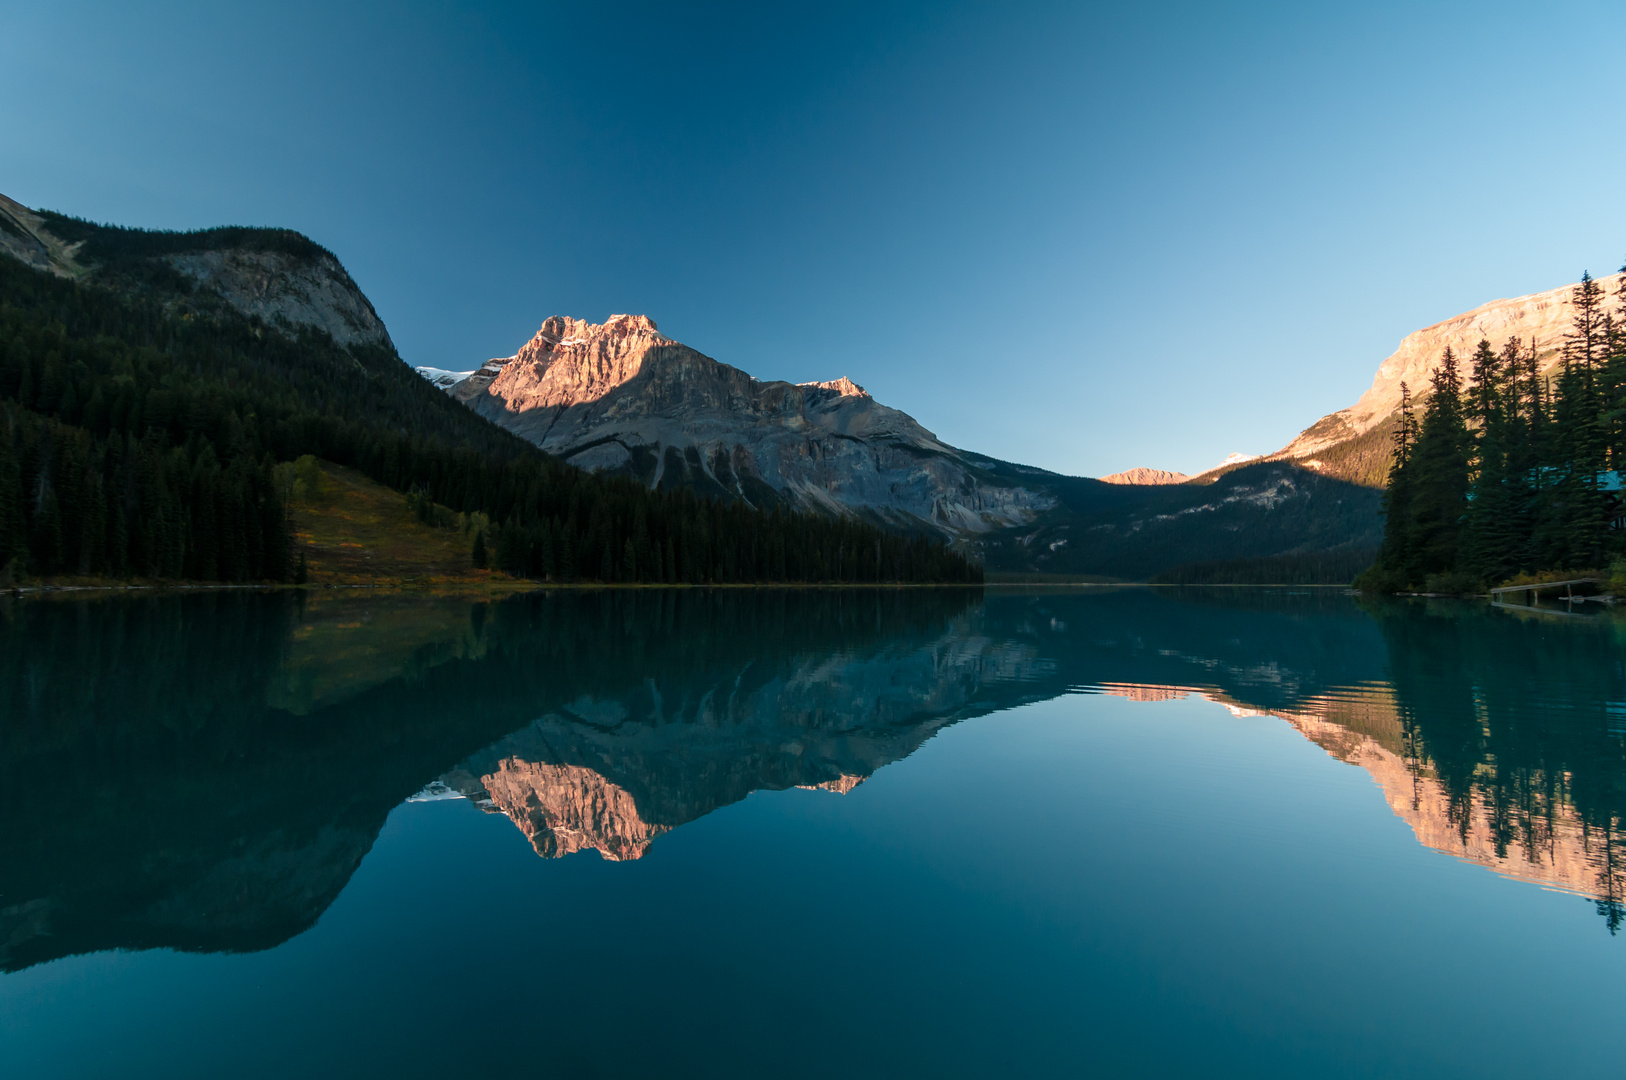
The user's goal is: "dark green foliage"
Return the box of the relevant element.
[1405,347,1473,577]
[34,210,335,266]
[1368,270,1626,591]
[1377,381,1419,580]
[0,403,289,581]
[0,245,979,585]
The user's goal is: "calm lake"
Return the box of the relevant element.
[3,586,1624,1078]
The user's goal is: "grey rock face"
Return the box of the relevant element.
[164,249,392,350]
[0,193,86,277]
[0,190,391,351]
[437,314,1053,534]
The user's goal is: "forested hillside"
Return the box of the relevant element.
[1362,272,1626,591]
[0,217,979,586]
[977,458,1383,582]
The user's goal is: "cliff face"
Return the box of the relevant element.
[0,191,391,350]
[163,248,391,349]
[430,314,1054,535]
[1279,271,1626,464]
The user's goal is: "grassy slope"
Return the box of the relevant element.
[288,462,520,587]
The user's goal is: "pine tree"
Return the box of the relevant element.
[1465,340,1517,583]
[1376,382,1418,584]
[1544,280,1615,567]
[1564,271,1610,374]
[1469,338,1500,427]
[1407,348,1473,580]
[1606,275,1626,471]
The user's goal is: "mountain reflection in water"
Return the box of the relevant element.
[2,586,1624,973]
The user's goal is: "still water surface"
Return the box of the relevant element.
[2,586,1625,1077]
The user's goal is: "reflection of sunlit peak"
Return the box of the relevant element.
[1099,682,1191,703]
[476,760,668,862]
[797,774,867,795]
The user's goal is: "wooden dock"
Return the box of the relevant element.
[1489,577,1601,603]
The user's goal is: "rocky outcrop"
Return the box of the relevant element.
[163,248,392,349]
[427,314,1054,535]
[0,193,85,277]
[0,190,391,350]
[1280,272,1626,460]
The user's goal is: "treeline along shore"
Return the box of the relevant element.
[0,223,980,587]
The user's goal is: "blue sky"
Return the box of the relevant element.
[3,1,1624,476]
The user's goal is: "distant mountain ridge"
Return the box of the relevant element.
[0,187,1383,582]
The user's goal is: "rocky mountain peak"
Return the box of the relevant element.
[471,312,674,412]
[430,313,1056,533]
[530,313,662,348]
[800,376,869,399]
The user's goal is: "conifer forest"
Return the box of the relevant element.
[1363,271,1626,591]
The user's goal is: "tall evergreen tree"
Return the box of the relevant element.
[1465,340,1517,583]
[1605,275,1626,470]
[1564,271,1611,374]
[1469,338,1500,428]
[1405,348,1473,580]
[1377,382,1418,583]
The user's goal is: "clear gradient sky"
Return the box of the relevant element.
[3,1,1624,477]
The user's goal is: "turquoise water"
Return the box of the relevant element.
[2,587,1624,1078]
